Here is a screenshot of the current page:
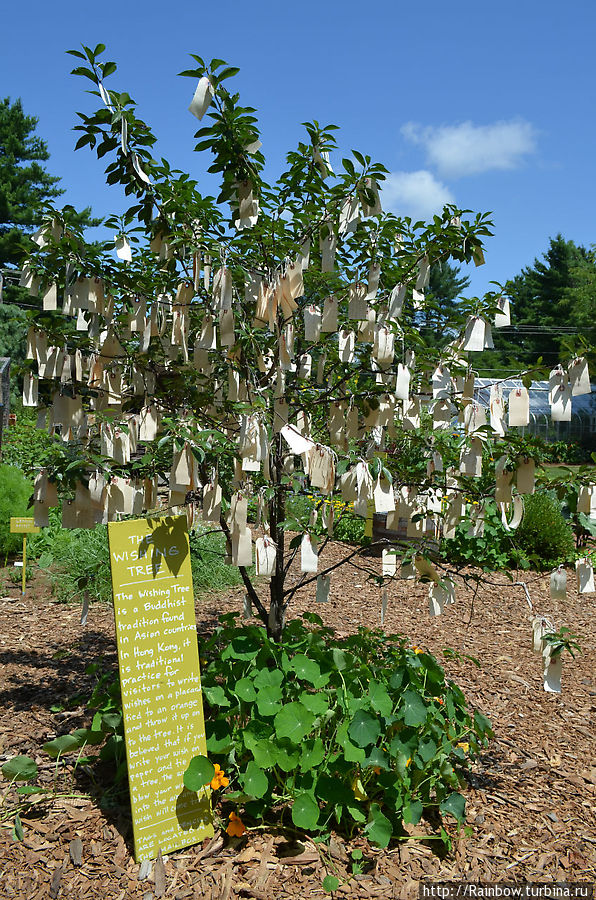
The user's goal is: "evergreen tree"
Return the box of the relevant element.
[417,261,470,347]
[0,98,98,375]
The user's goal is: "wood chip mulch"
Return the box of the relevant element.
[0,544,595,899]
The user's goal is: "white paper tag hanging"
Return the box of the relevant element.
[395,364,410,402]
[348,282,368,320]
[432,366,451,400]
[320,230,337,273]
[255,535,277,576]
[490,383,506,436]
[203,479,222,523]
[516,458,535,494]
[374,476,396,514]
[568,357,590,396]
[321,296,338,333]
[550,566,567,600]
[316,574,330,603]
[382,548,397,576]
[499,496,524,531]
[304,305,322,342]
[508,387,530,426]
[301,534,319,573]
[494,296,511,327]
[576,558,595,593]
[189,76,214,120]
[338,329,355,363]
[232,526,253,567]
[459,437,483,477]
[543,650,562,694]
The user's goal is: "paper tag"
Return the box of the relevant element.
[550,567,567,600]
[301,534,319,573]
[568,357,590,396]
[494,296,511,328]
[576,558,595,593]
[188,76,214,120]
[316,574,330,603]
[508,387,530,427]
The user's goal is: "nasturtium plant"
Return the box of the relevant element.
[184,614,493,847]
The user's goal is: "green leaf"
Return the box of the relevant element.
[241,761,269,799]
[183,755,215,792]
[12,813,24,842]
[440,791,466,823]
[274,702,315,744]
[43,735,82,758]
[347,803,366,823]
[348,710,381,748]
[299,737,325,772]
[16,785,43,795]
[234,677,257,702]
[291,792,320,830]
[289,654,321,684]
[70,728,106,746]
[221,635,260,661]
[368,681,393,717]
[403,800,423,825]
[273,742,301,772]
[2,756,38,781]
[401,690,428,727]
[253,667,284,690]
[256,685,283,717]
[323,874,340,893]
[365,802,393,849]
[203,685,231,708]
[301,692,329,716]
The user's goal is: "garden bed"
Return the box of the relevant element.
[0,545,595,898]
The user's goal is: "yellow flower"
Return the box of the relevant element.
[209,764,229,790]
[456,742,469,753]
[226,811,246,837]
[412,646,423,655]
[405,757,412,767]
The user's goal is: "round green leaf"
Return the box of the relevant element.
[365,802,393,848]
[323,874,340,893]
[2,756,38,782]
[183,755,215,792]
[203,685,231,708]
[253,667,284,690]
[235,677,257,702]
[43,735,82,758]
[301,692,330,716]
[440,791,466,823]
[255,685,283,716]
[291,792,320,830]
[367,681,393,717]
[289,654,321,684]
[401,690,428,727]
[274,702,315,744]
[241,761,269,799]
[348,710,381,748]
[221,634,261,661]
[299,737,325,772]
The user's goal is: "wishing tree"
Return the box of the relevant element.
[18,44,593,652]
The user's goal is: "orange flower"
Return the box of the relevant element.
[373,766,381,775]
[406,757,412,767]
[436,697,444,705]
[209,764,229,790]
[412,646,423,655]
[226,811,246,837]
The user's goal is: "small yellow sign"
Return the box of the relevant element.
[10,517,40,534]
[108,515,213,862]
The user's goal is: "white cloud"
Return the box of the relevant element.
[382,170,455,220]
[402,119,537,178]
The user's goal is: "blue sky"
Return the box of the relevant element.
[2,0,594,298]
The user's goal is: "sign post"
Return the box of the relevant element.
[10,517,40,594]
[107,514,213,861]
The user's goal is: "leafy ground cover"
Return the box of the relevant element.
[0,538,595,898]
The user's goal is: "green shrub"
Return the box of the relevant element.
[189,525,244,592]
[2,408,59,477]
[0,465,33,556]
[31,513,243,603]
[185,614,493,848]
[440,501,519,571]
[514,491,575,570]
[333,510,365,544]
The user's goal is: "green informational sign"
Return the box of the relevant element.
[107,515,213,861]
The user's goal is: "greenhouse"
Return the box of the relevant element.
[475,378,596,446]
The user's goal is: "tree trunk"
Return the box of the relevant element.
[268,433,286,641]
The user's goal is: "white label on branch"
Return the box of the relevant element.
[219,308,235,347]
[348,282,367,320]
[550,566,567,600]
[202,480,222,523]
[114,234,132,262]
[338,196,360,234]
[374,475,396,514]
[508,387,530,426]
[432,399,452,430]
[432,366,451,400]
[321,296,338,332]
[395,364,410,401]
[298,353,312,379]
[543,650,562,694]
[568,356,590,396]
[388,283,406,320]
[459,437,483,477]
[338,329,355,363]
[494,296,511,327]
[304,305,322,342]
[255,535,277,576]
[382,548,397,576]
[188,76,214,120]
[320,230,337,273]
[490,383,506,436]
[516,458,535,494]
[316,574,330,603]
[373,326,394,368]
[550,379,572,422]
[232,526,253,567]
[576,558,595,593]
[301,534,319,573]
[23,373,38,407]
[281,423,315,456]
[499,496,524,531]
[462,316,491,352]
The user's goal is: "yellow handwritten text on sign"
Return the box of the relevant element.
[107,515,213,862]
[10,517,40,534]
